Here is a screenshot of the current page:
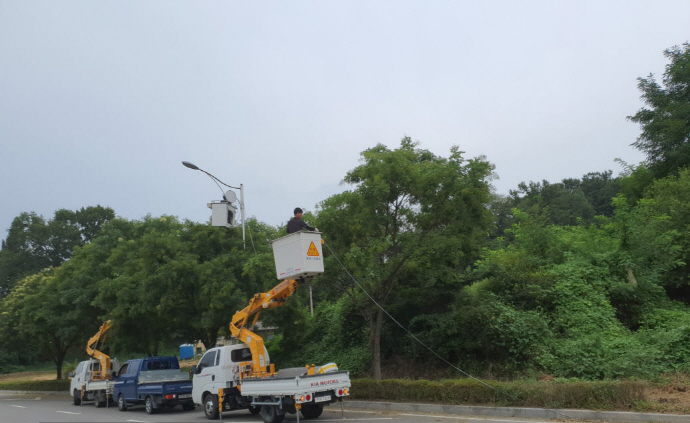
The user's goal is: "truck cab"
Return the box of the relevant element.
[191,344,265,416]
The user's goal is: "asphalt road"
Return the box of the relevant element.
[0,393,566,423]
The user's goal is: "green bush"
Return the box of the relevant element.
[61,360,79,379]
[0,349,20,374]
[0,379,70,391]
[351,378,646,410]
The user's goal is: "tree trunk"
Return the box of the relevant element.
[50,336,68,380]
[369,308,384,381]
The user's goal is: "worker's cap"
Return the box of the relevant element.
[294,207,303,215]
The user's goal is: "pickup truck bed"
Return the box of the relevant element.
[113,356,194,414]
[240,371,351,397]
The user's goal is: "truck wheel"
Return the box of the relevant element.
[117,394,127,411]
[248,405,261,414]
[203,394,219,420]
[145,396,158,414]
[260,405,285,423]
[72,389,81,406]
[301,404,324,419]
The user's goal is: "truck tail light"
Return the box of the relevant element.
[297,393,313,403]
[165,394,176,399]
[338,388,349,396]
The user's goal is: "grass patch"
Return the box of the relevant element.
[0,379,70,391]
[351,378,646,410]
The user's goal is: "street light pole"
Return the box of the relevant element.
[182,161,246,249]
[240,183,245,250]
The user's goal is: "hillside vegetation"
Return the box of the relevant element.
[1,44,690,386]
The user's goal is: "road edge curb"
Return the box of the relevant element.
[343,400,690,423]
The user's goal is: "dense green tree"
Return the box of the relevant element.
[0,206,114,296]
[507,171,620,227]
[317,138,494,380]
[633,169,690,303]
[1,269,96,379]
[629,43,690,178]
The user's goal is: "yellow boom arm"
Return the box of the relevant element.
[229,279,300,377]
[86,320,113,380]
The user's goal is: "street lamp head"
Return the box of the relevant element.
[182,161,199,170]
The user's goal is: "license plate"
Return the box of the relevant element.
[315,395,331,403]
[178,394,192,399]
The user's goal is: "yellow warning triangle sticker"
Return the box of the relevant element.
[307,241,320,257]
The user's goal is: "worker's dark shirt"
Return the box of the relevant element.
[287,218,315,234]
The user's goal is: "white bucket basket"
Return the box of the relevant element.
[270,232,324,280]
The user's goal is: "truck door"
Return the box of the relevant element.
[117,361,138,401]
[70,361,87,394]
[192,350,217,399]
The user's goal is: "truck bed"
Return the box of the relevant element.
[239,371,350,397]
[83,379,114,391]
[138,369,190,385]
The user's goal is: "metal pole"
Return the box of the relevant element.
[240,184,246,250]
[309,285,314,316]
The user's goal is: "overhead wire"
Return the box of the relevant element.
[323,241,582,422]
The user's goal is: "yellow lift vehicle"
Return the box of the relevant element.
[191,231,351,423]
[86,320,114,380]
[69,320,121,407]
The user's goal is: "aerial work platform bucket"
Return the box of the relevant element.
[270,231,324,280]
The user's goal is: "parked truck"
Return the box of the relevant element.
[113,356,195,414]
[69,320,121,407]
[191,231,351,423]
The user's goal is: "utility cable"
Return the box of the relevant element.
[323,241,582,422]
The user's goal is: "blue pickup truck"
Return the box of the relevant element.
[113,356,195,414]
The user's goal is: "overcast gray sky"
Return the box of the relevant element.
[1,1,688,236]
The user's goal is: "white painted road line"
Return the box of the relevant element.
[334,409,377,413]
[10,405,26,408]
[126,420,150,423]
[318,419,394,421]
[55,410,81,414]
[401,414,559,423]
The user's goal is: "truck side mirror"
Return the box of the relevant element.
[190,365,198,375]
[68,371,74,378]
[112,371,118,378]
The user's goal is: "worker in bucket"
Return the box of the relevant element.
[287,207,319,234]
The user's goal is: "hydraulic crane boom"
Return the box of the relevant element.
[86,320,113,380]
[229,278,303,377]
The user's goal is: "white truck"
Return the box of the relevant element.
[69,320,121,407]
[69,358,122,407]
[191,343,350,422]
[191,232,351,422]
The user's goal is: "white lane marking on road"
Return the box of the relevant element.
[11,405,26,408]
[315,419,394,421]
[400,414,557,423]
[330,409,377,413]
[55,410,81,414]
[126,420,150,423]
